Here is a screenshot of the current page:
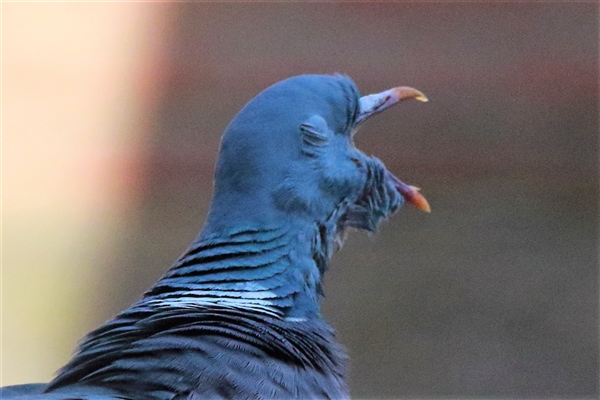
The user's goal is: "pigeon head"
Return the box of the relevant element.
[205,74,428,233]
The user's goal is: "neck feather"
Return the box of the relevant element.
[142,220,339,319]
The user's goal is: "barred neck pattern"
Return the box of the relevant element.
[141,224,328,319]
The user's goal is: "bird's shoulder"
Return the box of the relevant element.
[47,304,348,399]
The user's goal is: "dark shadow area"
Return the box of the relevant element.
[94,3,598,398]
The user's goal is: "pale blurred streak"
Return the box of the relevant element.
[2,3,172,385]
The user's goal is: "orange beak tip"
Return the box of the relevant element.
[412,192,431,213]
[394,87,429,102]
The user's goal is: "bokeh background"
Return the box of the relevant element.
[3,2,598,399]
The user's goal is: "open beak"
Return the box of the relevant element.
[386,171,431,213]
[356,86,428,125]
[358,86,430,213]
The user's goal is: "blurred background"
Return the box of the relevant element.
[2,2,598,399]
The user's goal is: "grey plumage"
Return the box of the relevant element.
[2,74,428,399]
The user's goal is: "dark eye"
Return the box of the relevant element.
[350,157,363,168]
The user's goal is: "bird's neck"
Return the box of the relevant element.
[142,219,339,320]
